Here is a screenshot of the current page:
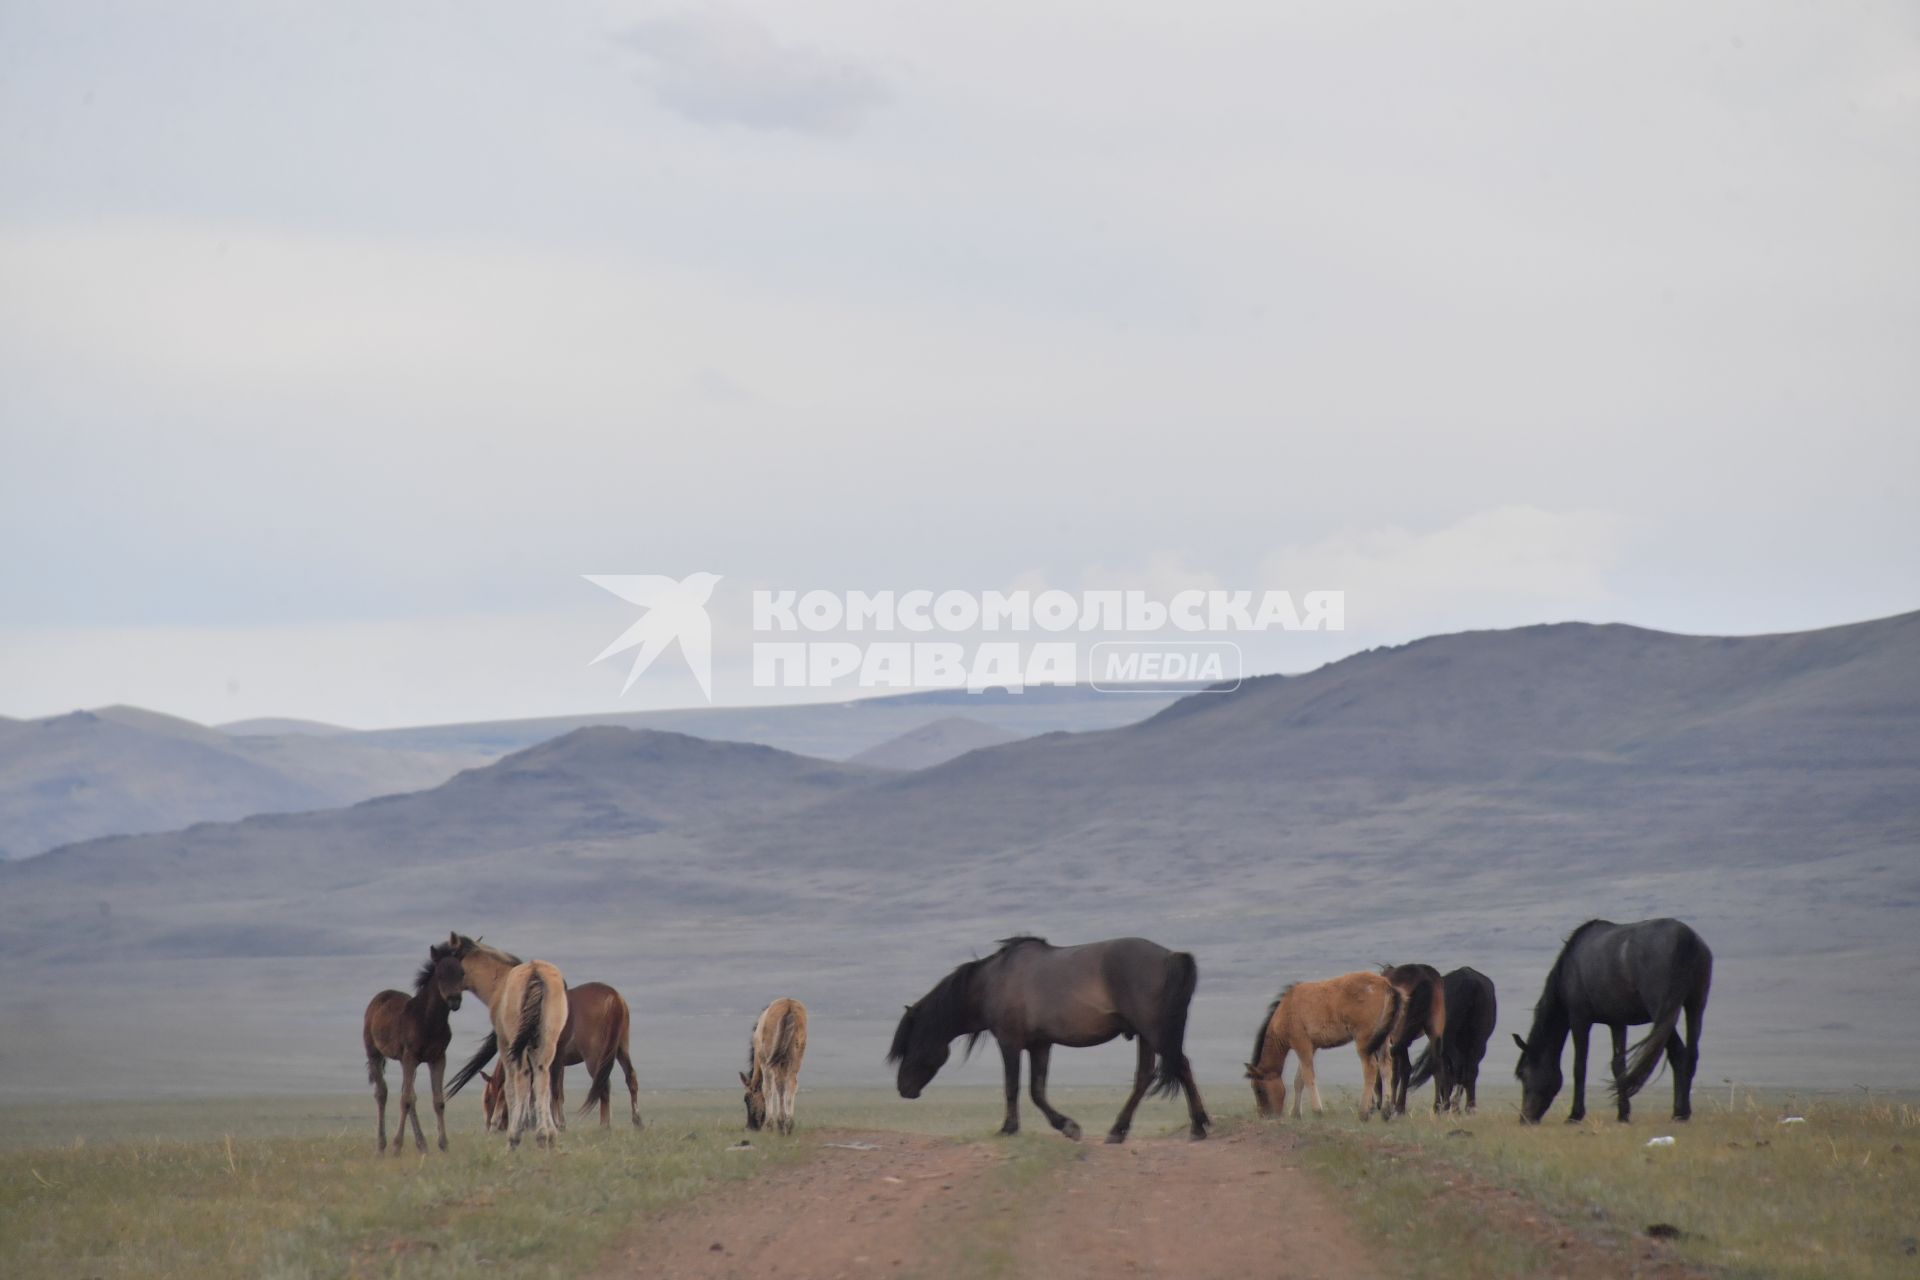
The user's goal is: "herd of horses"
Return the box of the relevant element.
[361,918,1712,1153]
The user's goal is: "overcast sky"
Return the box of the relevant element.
[2,1,1915,727]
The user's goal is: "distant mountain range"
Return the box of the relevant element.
[850,716,1022,770]
[0,685,1193,860]
[0,614,1912,1098]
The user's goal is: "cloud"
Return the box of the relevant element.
[613,9,889,136]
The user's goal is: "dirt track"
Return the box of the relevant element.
[597,1126,1378,1280]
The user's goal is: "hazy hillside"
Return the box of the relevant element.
[2,686,1182,860]
[849,716,1022,770]
[0,706,490,860]
[0,613,1914,1098]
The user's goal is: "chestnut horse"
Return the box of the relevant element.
[475,981,643,1131]
[742,997,808,1135]
[890,935,1209,1144]
[362,944,466,1153]
[441,933,568,1148]
[1245,972,1401,1120]
[1380,962,1447,1115]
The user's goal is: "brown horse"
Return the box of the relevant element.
[441,933,568,1148]
[476,982,643,1132]
[362,944,466,1153]
[890,936,1209,1144]
[1245,972,1401,1120]
[742,998,808,1135]
[1381,962,1448,1115]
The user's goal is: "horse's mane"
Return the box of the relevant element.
[993,934,1050,954]
[413,958,439,997]
[1250,987,1290,1067]
[453,934,522,967]
[888,956,987,1065]
[1527,919,1612,1037]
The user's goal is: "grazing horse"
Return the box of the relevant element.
[889,936,1210,1144]
[1380,962,1447,1115]
[741,997,808,1135]
[1408,967,1497,1113]
[1245,972,1400,1120]
[442,933,569,1148]
[1513,918,1712,1124]
[362,944,466,1153]
[475,982,644,1131]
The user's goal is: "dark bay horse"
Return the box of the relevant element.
[1513,918,1712,1123]
[462,981,643,1131]
[1380,962,1446,1115]
[362,944,466,1153]
[1409,967,1496,1113]
[889,936,1210,1143]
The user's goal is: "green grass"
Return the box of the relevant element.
[0,1085,1193,1280]
[1285,1085,1920,1279]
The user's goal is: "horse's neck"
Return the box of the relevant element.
[461,953,515,1008]
[1528,995,1571,1051]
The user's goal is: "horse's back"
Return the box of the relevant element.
[755,997,807,1069]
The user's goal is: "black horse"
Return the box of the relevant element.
[888,935,1210,1143]
[1408,967,1497,1113]
[1512,918,1711,1124]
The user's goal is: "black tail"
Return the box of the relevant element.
[1363,987,1402,1059]
[768,1004,801,1070]
[1612,1004,1682,1103]
[445,1032,497,1097]
[364,1031,384,1086]
[1395,978,1433,1048]
[1151,951,1199,1098]
[508,969,547,1071]
[1407,1044,1436,1089]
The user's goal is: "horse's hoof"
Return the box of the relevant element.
[1105,1130,1127,1144]
[1059,1120,1082,1141]
[997,1123,1019,1137]
[1188,1128,1208,1142]
[1565,1114,1585,1125]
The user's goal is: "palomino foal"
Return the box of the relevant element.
[443,933,569,1148]
[1246,972,1401,1120]
[742,998,808,1135]
[362,945,466,1153]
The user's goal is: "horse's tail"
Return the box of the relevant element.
[1396,977,1433,1047]
[363,1027,383,1085]
[1364,986,1402,1059]
[1407,1044,1436,1089]
[1613,1004,1683,1103]
[768,1002,803,1070]
[508,969,548,1072]
[579,994,631,1118]
[445,1032,498,1098]
[1151,950,1200,1098]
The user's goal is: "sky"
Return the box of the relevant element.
[2,1,1916,728]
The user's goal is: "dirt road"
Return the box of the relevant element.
[597,1126,1378,1280]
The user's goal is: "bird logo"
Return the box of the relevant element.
[583,572,723,701]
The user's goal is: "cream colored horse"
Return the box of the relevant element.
[1245,972,1402,1120]
[445,933,569,1148]
[740,997,808,1136]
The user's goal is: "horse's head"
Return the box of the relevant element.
[1244,1063,1285,1117]
[740,1069,767,1131]
[1512,1033,1562,1123]
[886,1003,951,1100]
[427,944,465,1011]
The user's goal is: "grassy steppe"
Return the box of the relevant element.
[1287,1085,1920,1279]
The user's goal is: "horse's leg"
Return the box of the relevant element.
[1608,1023,1631,1123]
[1301,1048,1323,1116]
[1107,1037,1154,1144]
[1178,1059,1210,1139]
[1674,1002,1702,1121]
[1464,1059,1479,1114]
[996,1040,1022,1136]
[400,1055,427,1153]
[429,1056,449,1152]
[1357,1043,1378,1120]
[1390,1040,1410,1115]
[598,1052,613,1130]
[538,1048,561,1147]
[780,1070,799,1136]
[371,1054,389,1152]
[1567,1022,1591,1122]
[618,1046,642,1128]
[551,1061,566,1133]
[506,1057,526,1149]
[1025,1044,1081,1140]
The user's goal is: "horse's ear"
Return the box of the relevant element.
[739,1071,751,1087]
[1512,1033,1528,1053]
